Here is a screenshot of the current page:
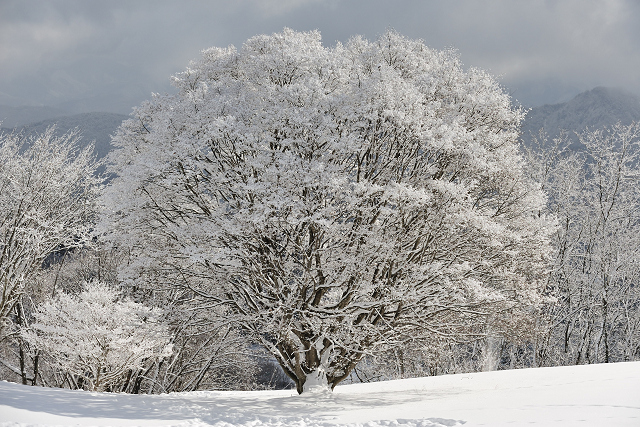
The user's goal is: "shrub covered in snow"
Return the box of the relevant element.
[22,282,172,391]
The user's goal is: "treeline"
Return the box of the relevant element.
[3,123,637,394]
[2,121,639,395]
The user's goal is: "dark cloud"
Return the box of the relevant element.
[1,0,639,113]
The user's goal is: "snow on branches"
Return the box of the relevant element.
[102,29,555,393]
[525,122,640,365]
[0,127,101,339]
[22,282,172,392]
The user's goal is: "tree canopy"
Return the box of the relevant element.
[102,29,554,393]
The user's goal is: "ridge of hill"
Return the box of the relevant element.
[1,112,129,160]
[520,86,640,145]
[0,105,70,128]
[3,87,640,161]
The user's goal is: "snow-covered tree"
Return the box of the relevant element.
[525,123,640,365]
[22,282,173,392]
[153,303,258,393]
[102,29,554,393]
[0,127,101,340]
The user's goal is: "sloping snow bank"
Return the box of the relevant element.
[1,361,639,427]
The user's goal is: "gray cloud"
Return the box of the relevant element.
[1,0,639,113]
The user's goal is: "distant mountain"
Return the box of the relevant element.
[520,87,640,147]
[0,105,71,128]
[1,112,129,160]
[5,87,639,162]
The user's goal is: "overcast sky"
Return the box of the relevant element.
[1,0,639,114]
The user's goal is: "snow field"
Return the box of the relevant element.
[1,361,639,427]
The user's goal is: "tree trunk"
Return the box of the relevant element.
[274,337,363,394]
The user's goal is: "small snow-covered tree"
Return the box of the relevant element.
[102,29,554,393]
[0,127,101,339]
[22,282,172,392]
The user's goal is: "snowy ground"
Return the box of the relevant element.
[1,361,639,427]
